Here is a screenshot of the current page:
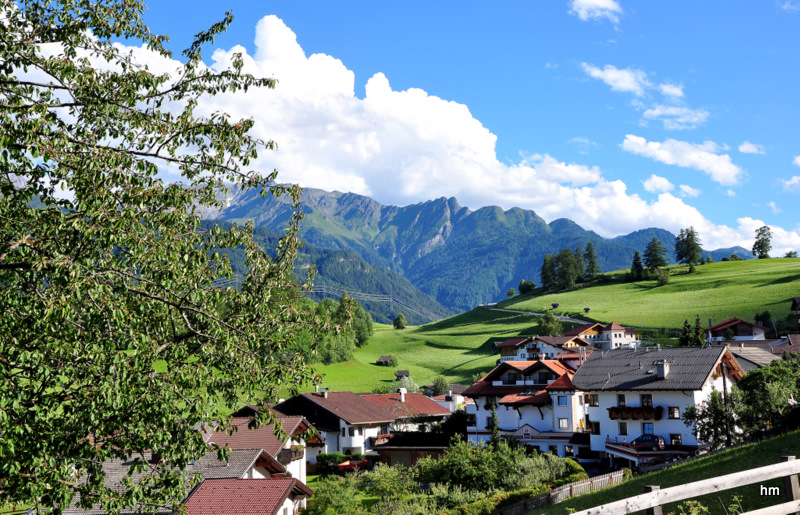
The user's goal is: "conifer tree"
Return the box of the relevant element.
[540,254,556,291]
[630,250,645,281]
[644,237,668,272]
[675,227,703,265]
[584,242,600,281]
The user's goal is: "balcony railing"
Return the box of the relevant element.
[277,448,304,464]
[607,406,663,421]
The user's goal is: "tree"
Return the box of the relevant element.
[675,227,703,266]
[555,247,580,290]
[539,311,563,336]
[489,404,501,449]
[0,2,320,510]
[682,387,736,449]
[432,376,451,396]
[583,242,600,281]
[540,254,556,291]
[518,279,535,295]
[643,237,668,272]
[352,302,374,347]
[630,250,645,281]
[753,225,773,259]
[393,313,407,330]
[506,288,516,298]
[734,355,800,435]
[786,251,798,258]
[679,316,705,346]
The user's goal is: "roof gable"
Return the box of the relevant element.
[184,478,312,515]
[360,393,451,418]
[290,392,397,425]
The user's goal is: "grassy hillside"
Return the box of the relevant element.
[500,258,800,330]
[535,429,800,514]
[308,309,547,393]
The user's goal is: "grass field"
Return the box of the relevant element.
[500,258,800,330]
[533,429,800,514]
[309,309,547,393]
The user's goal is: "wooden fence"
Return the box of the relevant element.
[489,470,625,515]
[572,456,800,515]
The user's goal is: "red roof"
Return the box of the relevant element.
[360,393,451,418]
[708,318,762,332]
[298,392,396,425]
[184,478,312,515]
[605,322,626,330]
[545,374,576,391]
[499,390,550,406]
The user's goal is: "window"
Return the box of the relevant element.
[559,418,569,430]
[619,421,628,436]
[641,394,653,408]
[558,395,568,406]
[670,434,683,446]
[589,394,600,407]
[357,427,363,436]
[669,407,680,419]
[617,394,626,407]
[341,427,346,437]
[523,428,531,439]
[643,423,654,435]
[348,427,355,437]
[549,445,559,455]
[565,445,574,457]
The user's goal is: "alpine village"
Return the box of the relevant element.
[5,2,800,515]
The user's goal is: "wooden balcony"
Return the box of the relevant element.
[607,406,663,421]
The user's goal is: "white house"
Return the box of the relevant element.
[707,318,767,342]
[273,391,396,462]
[463,360,591,458]
[496,335,592,364]
[564,322,641,350]
[571,346,745,467]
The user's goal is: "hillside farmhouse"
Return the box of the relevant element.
[707,318,767,342]
[564,322,641,350]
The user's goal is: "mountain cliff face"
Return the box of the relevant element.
[205,186,752,313]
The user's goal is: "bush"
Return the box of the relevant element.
[304,475,362,514]
[316,452,348,476]
[657,269,670,286]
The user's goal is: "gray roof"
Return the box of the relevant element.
[63,449,271,514]
[728,344,780,367]
[571,346,728,391]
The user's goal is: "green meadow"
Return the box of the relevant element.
[500,258,800,330]
[309,309,546,393]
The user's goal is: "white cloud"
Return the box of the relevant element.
[781,176,800,193]
[643,175,674,193]
[738,141,765,154]
[679,184,701,198]
[725,189,736,197]
[779,1,800,12]
[768,201,782,214]
[94,15,800,255]
[581,63,650,96]
[621,135,745,186]
[642,104,709,130]
[569,0,623,23]
[793,156,800,167]
[658,83,684,98]
[569,137,598,154]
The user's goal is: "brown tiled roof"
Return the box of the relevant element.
[709,318,761,332]
[297,392,396,425]
[462,382,527,397]
[206,416,308,456]
[495,337,531,348]
[605,322,626,330]
[534,335,591,347]
[184,478,312,515]
[360,393,451,418]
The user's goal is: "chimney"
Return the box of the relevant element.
[656,344,661,351]
[656,360,669,379]
[398,387,407,403]
[322,390,328,398]
[709,318,713,328]
[150,452,161,464]
[446,390,453,397]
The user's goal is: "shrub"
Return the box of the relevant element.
[304,475,362,514]
[316,452,348,476]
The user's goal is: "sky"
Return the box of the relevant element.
[134,0,800,253]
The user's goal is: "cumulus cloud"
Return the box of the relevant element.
[582,63,650,96]
[679,184,701,198]
[569,0,623,23]
[621,135,745,186]
[642,104,710,130]
[643,175,674,193]
[793,156,800,167]
[658,83,684,98]
[569,137,598,154]
[768,201,782,214]
[738,141,765,154]
[94,14,800,254]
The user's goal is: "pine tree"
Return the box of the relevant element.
[675,227,703,265]
[631,250,645,281]
[574,246,586,283]
[679,319,693,346]
[644,237,668,272]
[540,254,556,291]
[584,242,601,281]
[693,315,706,346]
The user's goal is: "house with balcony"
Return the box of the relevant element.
[707,318,767,342]
[564,322,641,350]
[571,346,745,468]
[273,391,396,462]
[496,335,593,363]
[463,360,590,458]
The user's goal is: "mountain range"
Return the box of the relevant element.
[201,186,753,316]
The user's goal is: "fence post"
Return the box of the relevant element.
[645,485,662,515]
[783,456,800,515]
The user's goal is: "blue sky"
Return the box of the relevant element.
[137,0,800,252]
